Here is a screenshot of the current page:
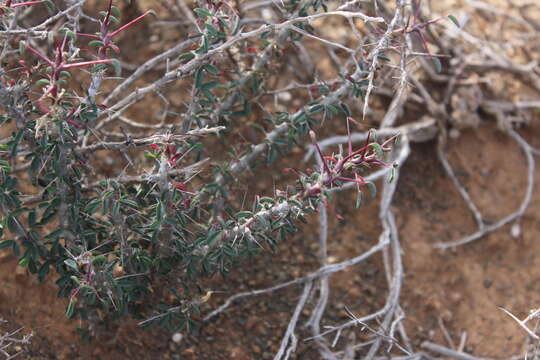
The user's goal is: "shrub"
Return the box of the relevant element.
[0,0,448,339]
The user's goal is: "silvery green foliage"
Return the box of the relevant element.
[0,0,395,335]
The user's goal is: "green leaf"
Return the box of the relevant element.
[325,104,339,115]
[201,80,219,91]
[38,262,50,281]
[120,199,139,209]
[88,40,104,47]
[28,210,36,228]
[108,15,119,24]
[112,200,120,217]
[36,79,50,87]
[194,67,205,88]
[6,215,18,233]
[0,239,14,251]
[206,230,221,246]
[258,197,276,204]
[308,104,324,114]
[368,128,377,142]
[223,246,236,257]
[84,199,101,214]
[11,129,23,158]
[194,8,213,17]
[203,64,219,75]
[64,259,78,270]
[92,255,107,264]
[448,14,460,28]
[205,23,218,37]
[43,0,55,12]
[432,57,442,73]
[388,165,397,183]
[235,211,253,219]
[101,190,114,200]
[3,176,16,190]
[368,143,383,158]
[65,299,75,318]
[355,191,363,208]
[110,59,122,76]
[340,103,351,117]
[92,63,108,74]
[144,151,157,159]
[267,144,278,163]
[19,41,26,55]
[58,28,76,40]
[178,52,196,61]
[195,35,209,54]
[18,257,29,267]
[155,201,163,219]
[111,5,121,18]
[0,160,12,171]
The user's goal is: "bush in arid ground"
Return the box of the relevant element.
[0,0,468,351]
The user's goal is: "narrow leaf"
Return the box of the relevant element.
[355,191,363,208]
[448,14,460,28]
[88,40,104,47]
[432,57,442,73]
[64,259,78,270]
[0,239,14,251]
[194,8,213,17]
[369,143,383,158]
[66,299,75,318]
[35,79,50,87]
[111,5,121,18]
[178,52,196,61]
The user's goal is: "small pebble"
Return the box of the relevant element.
[510,223,521,239]
[172,333,183,343]
[327,256,338,264]
[261,9,273,21]
[277,91,292,102]
[449,128,460,139]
